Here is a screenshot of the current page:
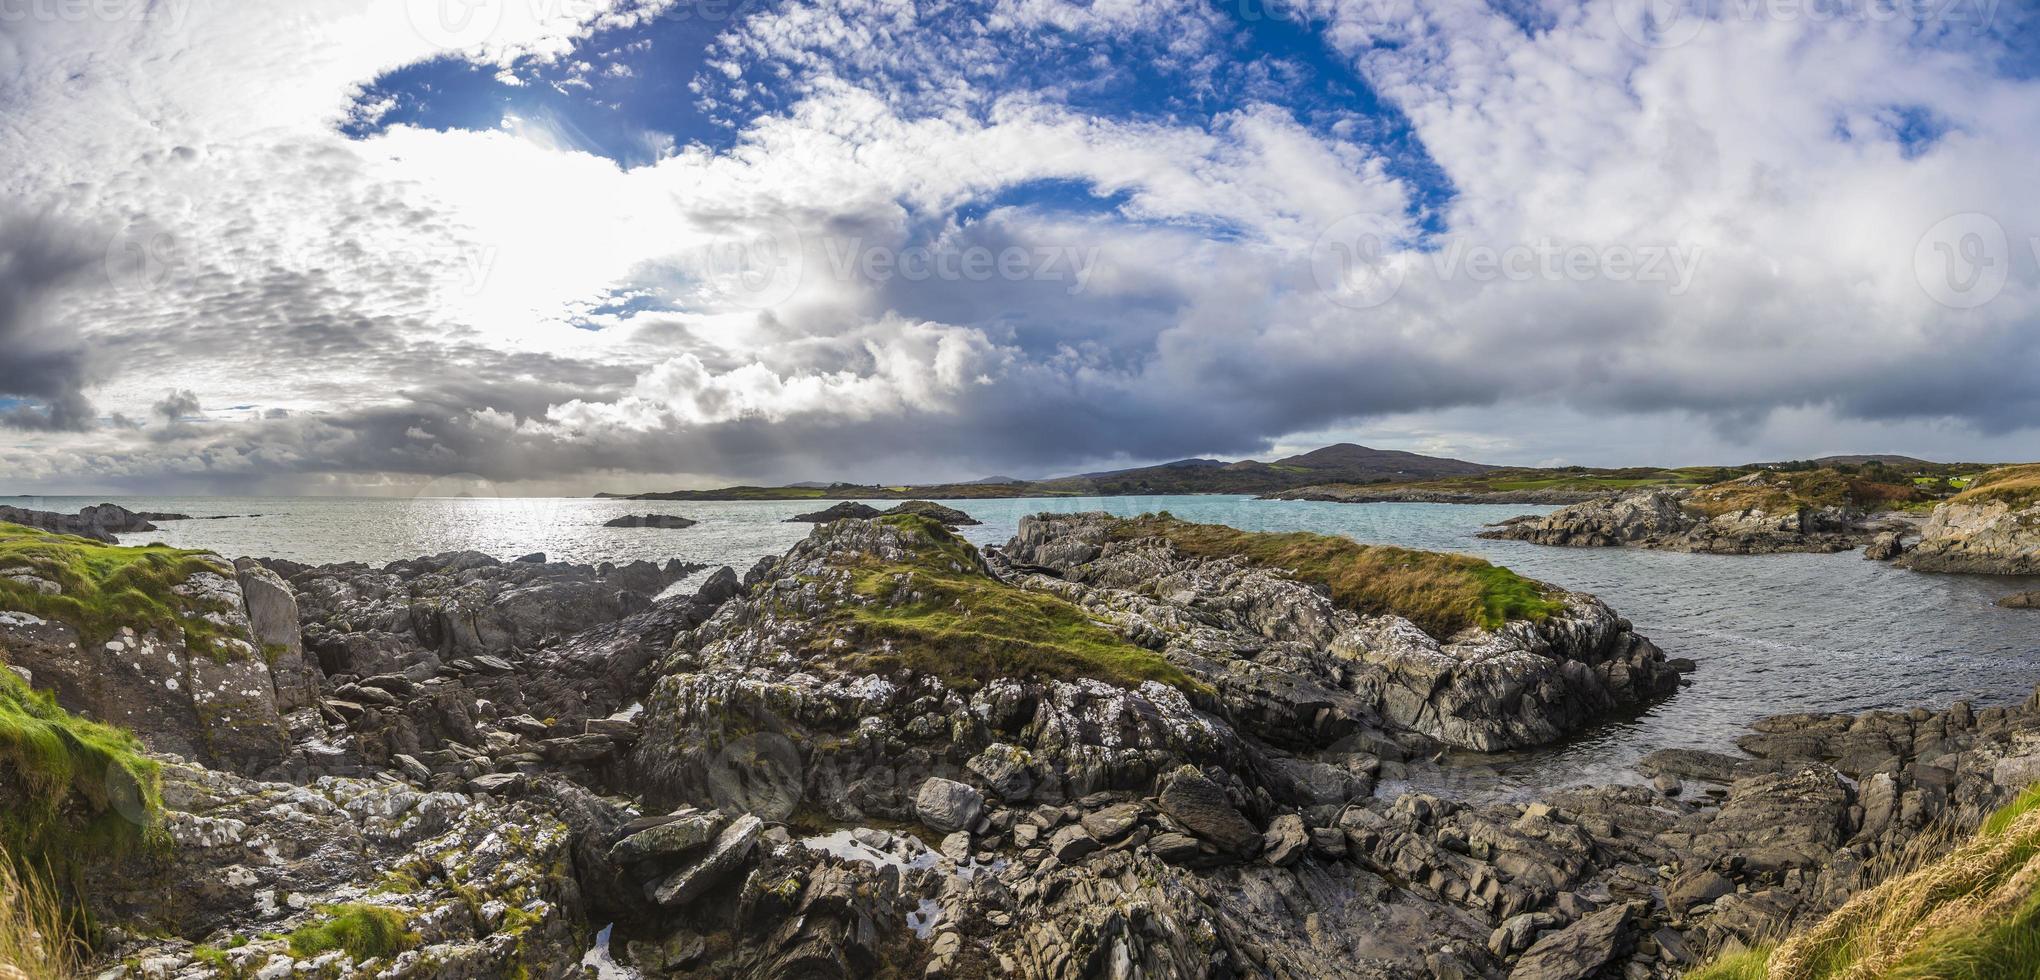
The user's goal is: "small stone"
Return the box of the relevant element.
[1047,824,1099,864]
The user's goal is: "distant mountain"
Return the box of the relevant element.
[603,443,1497,501]
[1748,454,1943,469]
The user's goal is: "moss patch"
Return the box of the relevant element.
[826,515,1202,693]
[0,522,245,662]
[1106,514,1565,639]
[285,904,419,962]
[0,666,162,873]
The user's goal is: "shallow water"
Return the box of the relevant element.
[20,492,2040,795]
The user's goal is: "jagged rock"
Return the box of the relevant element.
[1260,813,1308,867]
[1157,766,1260,857]
[1899,494,2040,574]
[1482,483,1886,554]
[881,500,982,526]
[1863,529,1910,561]
[1508,902,1639,979]
[650,814,763,906]
[915,777,985,834]
[1047,824,1100,863]
[785,501,884,523]
[609,808,728,864]
[1998,591,2039,609]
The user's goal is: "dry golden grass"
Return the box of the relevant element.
[1106,514,1565,639]
[1950,464,2040,510]
[1691,785,2040,980]
[0,849,76,979]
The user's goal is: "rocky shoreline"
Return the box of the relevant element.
[1478,486,1913,556]
[1,513,2037,978]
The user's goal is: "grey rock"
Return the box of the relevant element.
[916,777,985,834]
[1509,903,1639,980]
[650,814,763,907]
[610,809,728,864]
[1157,767,1260,857]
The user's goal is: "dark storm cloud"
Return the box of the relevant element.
[0,208,100,430]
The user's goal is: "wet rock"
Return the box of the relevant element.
[1999,591,2040,609]
[1863,529,1910,561]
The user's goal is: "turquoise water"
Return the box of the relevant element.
[18,493,2040,795]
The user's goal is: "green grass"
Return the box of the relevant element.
[0,522,245,662]
[285,904,418,962]
[1104,515,1566,639]
[824,515,1202,693]
[1689,784,2040,980]
[0,666,162,873]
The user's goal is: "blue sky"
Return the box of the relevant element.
[1,0,2037,493]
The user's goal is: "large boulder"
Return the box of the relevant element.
[1898,493,2040,575]
[0,539,290,774]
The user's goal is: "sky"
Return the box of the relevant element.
[1,0,2037,496]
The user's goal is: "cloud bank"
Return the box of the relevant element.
[1,0,2035,493]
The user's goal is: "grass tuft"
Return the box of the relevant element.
[0,522,246,662]
[1690,783,2040,980]
[0,666,162,873]
[1105,515,1565,639]
[1949,464,2040,511]
[825,515,1202,693]
[0,847,79,978]
[285,904,418,962]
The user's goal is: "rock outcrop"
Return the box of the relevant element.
[0,541,292,774]
[1897,494,2040,575]
[607,514,700,529]
[1481,481,1901,555]
[280,550,703,679]
[785,501,884,523]
[2001,591,2040,609]
[880,500,982,526]
[0,502,183,542]
[1001,512,1682,752]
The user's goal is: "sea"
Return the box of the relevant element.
[18,492,2040,798]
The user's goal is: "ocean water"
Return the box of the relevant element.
[19,492,2040,795]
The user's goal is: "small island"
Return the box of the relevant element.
[604,514,699,529]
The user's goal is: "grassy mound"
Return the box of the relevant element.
[1688,784,2040,980]
[285,904,419,961]
[0,666,161,868]
[1949,464,2040,510]
[0,522,244,662]
[827,515,1202,693]
[1683,470,1927,519]
[1106,515,1565,639]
